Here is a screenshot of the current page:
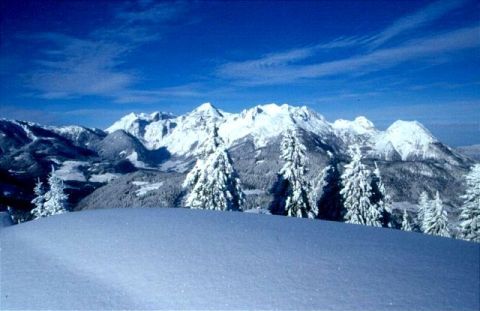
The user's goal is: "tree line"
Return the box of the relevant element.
[9,125,479,243]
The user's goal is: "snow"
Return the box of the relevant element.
[183,126,245,211]
[126,151,148,168]
[332,116,377,136]
[1,208,478,310]
[106,103,332,155]
[104,102,461,163]
[50,125,98,144]
[106,112,167,135]
[13,120,38,140]
[219,104,331,148]
[89,173,119,183]
[55,161,87,182]
[0,211,13,228]
[375,120,437,161]
[244,207,272,214]
[134,182,164,196]
[159,159,192,173]
[143,103,226,154]
[244,189,266,195]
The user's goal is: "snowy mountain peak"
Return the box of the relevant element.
[218,103,331,148]
[387,120,435,139]
[105,111,174,135]
[375,120,438,161]
[103,103,464,163]
[190,102,223,118]
[332,116,377,136]
[354,116,375,130]
[385,120,437,148]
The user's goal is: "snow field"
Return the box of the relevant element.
[1,208,478,310]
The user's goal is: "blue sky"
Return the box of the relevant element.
[0,0,479,146]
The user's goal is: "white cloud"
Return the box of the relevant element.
[217,0,475,86]
[366,0,469,48]
[24,1,190,101]
[217,24,480,85]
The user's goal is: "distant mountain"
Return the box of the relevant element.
[0,103,474,216]
[456,144,480,161]
[108,103,466,165]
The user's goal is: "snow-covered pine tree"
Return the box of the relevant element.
[417,191,430,231]
[458,164,480,242]
[371,162,392,227]
[310,165,330,214]
[271,128,317,218]
[30,178,46,219]
[317,159,344,221]
[183,124,244,211]
[340,145,381,227]
[423,191,450,237]
[38,166,68,218]
[401,209,413,232]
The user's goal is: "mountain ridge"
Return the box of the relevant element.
[105,102,465,164]
[0,103,475,214]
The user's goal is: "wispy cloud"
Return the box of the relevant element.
[366,0,469,48]
[217,0,475,86]
[113,84,206,104]
[115,1,188,24]
[24,1,190,102]
[217,24,479,85]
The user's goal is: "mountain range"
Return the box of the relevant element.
[0,103,476,219]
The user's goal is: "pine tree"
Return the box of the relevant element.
[310,165,330,212]
[30,178,46,219]
[271,128,316,218]
[36,166,68,218]
[317,159,344,221]
[340,145,381,226]
[458,164,480,242]
[371,162,392,227]
[401,209,413,232]
[423,191,450,237]
[417,191,430,231]
[183,124,244,211]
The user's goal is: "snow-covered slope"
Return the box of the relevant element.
[50,125,106,148]
[106,111,175,140]
[220,103,332,147]
[332,116,465,162]
[1,208,478,310]
[332,116,380,148]
[375,120,437,161]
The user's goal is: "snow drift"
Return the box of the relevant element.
[1,208,478,310]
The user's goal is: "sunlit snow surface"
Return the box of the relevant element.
[1,208,479,310]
